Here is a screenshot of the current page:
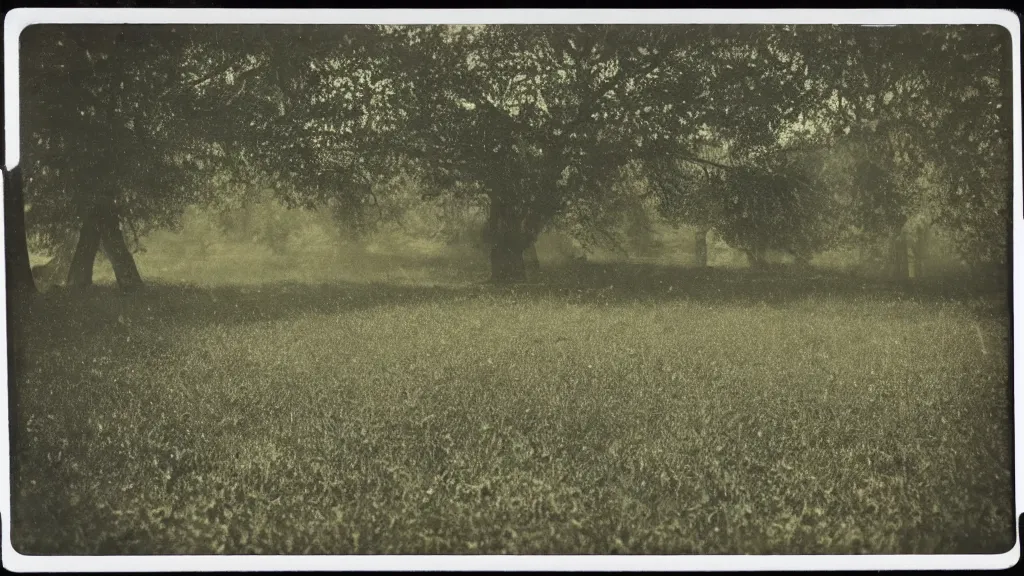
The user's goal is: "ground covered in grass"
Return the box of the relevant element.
[7,261,1013,555]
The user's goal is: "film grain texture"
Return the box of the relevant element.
[5,21,1014,555]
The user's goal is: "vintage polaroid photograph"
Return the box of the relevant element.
[2,7,1020,572]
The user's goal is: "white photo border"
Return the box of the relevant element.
[1,7,1021,572]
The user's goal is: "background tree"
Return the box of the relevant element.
[647,151,728,268]
[797,25,1012,279]
[20,24,220,291]
[13,23,1012,291]
[924,25,1013,278]
[20,24,413,291]
[392,26,692,281]
[186,25,417,241]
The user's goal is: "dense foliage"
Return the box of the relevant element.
[12,23,1014,289]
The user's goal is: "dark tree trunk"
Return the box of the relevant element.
[98,209,143,292]
[5,166,33,497]
[694,227,709,268]
[889,229,909,281]
[4,166,37,294]
[67,209,102,289]
[523,240,540,274]
[491,239,526,283]
[488,198,527,284]
[67,202,143,292]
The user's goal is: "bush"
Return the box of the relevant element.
[714,165,838,266]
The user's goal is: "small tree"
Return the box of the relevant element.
[715,163,835,269]
[648,156,724,267]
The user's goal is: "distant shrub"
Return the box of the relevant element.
[714,165,839,267]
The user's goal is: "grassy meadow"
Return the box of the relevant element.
[7,212,1014,555]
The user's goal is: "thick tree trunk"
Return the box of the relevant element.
[99,209,143,292]
[523,241,540,274]
[694,227,709,268]
[491,239,526,283]
[4,166,37,294]
[4,166,33,481]
[488,198,527,284]
[68,203,143,292]
[889,229,909,281]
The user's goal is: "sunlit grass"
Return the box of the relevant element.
[8,249,1012,555]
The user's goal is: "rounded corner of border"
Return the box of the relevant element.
[988,9,1022,38]
[3,9,35,39]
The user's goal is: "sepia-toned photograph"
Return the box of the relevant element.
[2,7,1018,569]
